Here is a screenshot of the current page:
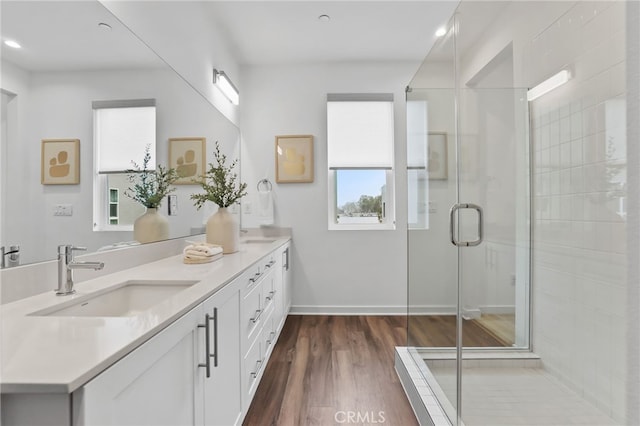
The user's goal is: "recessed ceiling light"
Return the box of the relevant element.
[4,40,21,49]
[435,27,446,37]
[98,22,112,31]
[318,14,331,22]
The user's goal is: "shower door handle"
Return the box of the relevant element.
[449,203,484,247]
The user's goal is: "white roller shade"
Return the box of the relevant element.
[94,100,156,173]
[406,100,428,168]
[327,94,394,169]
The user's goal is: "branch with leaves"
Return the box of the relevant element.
[191,141,247,209]
[125,145,179,209]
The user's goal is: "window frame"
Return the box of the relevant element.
[326,93,396,231]
[92,99,156,232]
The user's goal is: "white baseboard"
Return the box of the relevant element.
[290,305,517,316]
[289,305,407,315]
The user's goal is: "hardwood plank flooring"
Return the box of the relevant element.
[471,314,515,346]
[408,315,509,347]
[243,315,418,426]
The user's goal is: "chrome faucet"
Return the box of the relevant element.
[56,245,104,296]
[1,245,20,268]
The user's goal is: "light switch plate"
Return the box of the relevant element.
[168,195,178,216]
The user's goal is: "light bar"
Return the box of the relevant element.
[527,69,571,101]
[213,69,239,105]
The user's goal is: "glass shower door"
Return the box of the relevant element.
[455,87,531,425]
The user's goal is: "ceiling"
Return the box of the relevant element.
[205,1,460,66]
[0,1,460,71]
[0,1,164,72]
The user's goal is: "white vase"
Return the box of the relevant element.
[133,207,169,244]
[206,207,239,254]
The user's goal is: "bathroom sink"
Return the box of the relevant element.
[242,239,276,244]
[31,280,198,317]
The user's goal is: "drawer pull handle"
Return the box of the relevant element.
[212,307,218,368]
[267,331,276,345]
[249,272,261,283]
[265,290,276,301]
[264,260,276,269]
[250,359,263,378]
[197,313,212,378]
[250,309,262,323]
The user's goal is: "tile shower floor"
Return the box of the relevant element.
[428,364,619,425]
[396,348,619,426]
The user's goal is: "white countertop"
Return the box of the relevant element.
[0,237,290,394]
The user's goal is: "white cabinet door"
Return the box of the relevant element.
[201,280,242,426]
[74,306,202,426]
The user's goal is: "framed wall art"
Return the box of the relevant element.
[275,135,314,183]
[169,137,206,184]
[41,139,80,185]
[428,132,448,180]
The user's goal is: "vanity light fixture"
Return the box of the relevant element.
[4,40,21,49]
[435,27,446,37]
[213,69,239,105]
[527,69,571,101]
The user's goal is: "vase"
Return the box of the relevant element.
[133,207,169,244]
[206,207,239,254]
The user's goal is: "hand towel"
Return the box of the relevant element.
[258,191,274,225]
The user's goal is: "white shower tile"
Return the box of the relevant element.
[548,120,559,147]
[570,166,584,193]
[570,138,583,167]
[560,142,571,169]
[560,116,572,143]
[560,169,571,195]
[570,111,583,140]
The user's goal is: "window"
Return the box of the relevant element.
[407,99,429,229]
[92,99,156,231]
[327,94,395,230]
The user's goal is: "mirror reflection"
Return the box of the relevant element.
[0,0,240,267]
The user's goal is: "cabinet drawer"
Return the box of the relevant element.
[242,337,263,408]
[261,304,277,360]
[261,254,277,275]
[262,272,276,312]
[240,263,262,295]
[241,278,263,354]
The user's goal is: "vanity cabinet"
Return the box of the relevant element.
[201,278,242,426]
[68,242,291,426]
[74,305,202,426]
[74,278,242,426]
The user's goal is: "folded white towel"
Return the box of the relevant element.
[183,242,223,258]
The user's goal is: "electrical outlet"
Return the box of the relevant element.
[53,204,73,216]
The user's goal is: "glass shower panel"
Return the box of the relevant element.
[457,88,531,350]
[407,88,458,414]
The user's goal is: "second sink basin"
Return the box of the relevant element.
[31,280,198,317]
[242,239,276,244]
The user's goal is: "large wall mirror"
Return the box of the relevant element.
[0,0,240,267]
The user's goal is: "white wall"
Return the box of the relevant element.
[240,62,416,313]
[1,62,237,264]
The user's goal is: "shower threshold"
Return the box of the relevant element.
[395,347,619,426]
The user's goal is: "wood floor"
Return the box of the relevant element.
[407,315,510,348]
[243,315,418,426]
